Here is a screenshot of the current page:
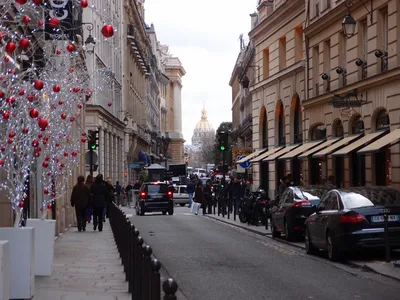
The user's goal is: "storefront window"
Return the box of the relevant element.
[293,96,302,143]
[376,110,390,130]
[278,102,285,146]
[311,125,327,140]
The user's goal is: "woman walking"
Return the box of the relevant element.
[90,174,112,232]
[194,180,206,215]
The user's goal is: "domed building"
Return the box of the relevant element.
[192,108,215,147]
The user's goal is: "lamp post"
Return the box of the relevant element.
[342,2,356,38]
[82,23,96,54]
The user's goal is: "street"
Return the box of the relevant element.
[124,206,400,300]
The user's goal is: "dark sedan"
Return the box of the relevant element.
[305,186,400,261]
[270,186,329,241]
[135,182,174,216]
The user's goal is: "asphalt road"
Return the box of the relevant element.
[125,206,400,300]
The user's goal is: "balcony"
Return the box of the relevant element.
[127,24,150,75]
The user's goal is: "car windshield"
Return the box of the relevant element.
[293,188,324,206]
[146,184,168,194]
[342,188,400,208]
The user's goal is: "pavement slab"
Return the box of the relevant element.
[33,221,130,300]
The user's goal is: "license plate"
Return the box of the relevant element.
[371,215,399,222]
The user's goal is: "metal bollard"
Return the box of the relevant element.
[233,199,236,221]
[128,224,135,293]
[124,218,131,280]
[134,236,144,300]
[142,245,153,300]
[162,278,178,300]
[150,259,161,300]
[384,214,391,263]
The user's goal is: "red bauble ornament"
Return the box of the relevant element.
[72,151,78,157]
[38,118,48,130]
[34,151,41,157]
[63,152,68,157]
[23,128,29,134]
[19,38,30,49]
[80,0,88,8]
[47,204,52,209]
[6,97,16,104]
[45,156,50,161]
[5,42,16,53]
[16,0,28,4]
[77,103,83,109]
[0,160,3,166]
[70,116,75,122]
[72,87,80,93]
[42,161,49,168]
[53,85,61,93]
[101,25,114,38]
[107,102,112,107]
[56,49,61,55]
[81,137,87,143]
[69,68,74,72]
[58,100,63,105]
[3,111,9,120]
[49,17,60,28]
[55,142,60,147]
[38,133,43,138]
[0,146,5,152]
[18,88,25,96]
[66,44,75,52]
[27,94,35,101]
[19,201,24,208]
[82,132,86,136]
[8,132,15,138]
[61,113,67,119]
[38,19,44,26]
[22,15,30,25]
[0,91,4,98]
[4,57,9,62]
[44,189,49,195]
[34,79,44,90]
[32,140,39,147]
[33,0,43,5]
[7,139,13,144]
[30,109,39,118]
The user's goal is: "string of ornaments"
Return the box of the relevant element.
[0,0,116,226]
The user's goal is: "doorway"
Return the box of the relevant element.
[277,160,285,189]
[375,150,387,186]
[334,157,344,188]
[260,161,269,190]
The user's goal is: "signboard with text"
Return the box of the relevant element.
[45,0,74,40]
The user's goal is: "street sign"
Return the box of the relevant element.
[237,155,251,169]
[85,151,98,164]
[128,162,141,169]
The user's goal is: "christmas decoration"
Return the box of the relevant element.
[0,0,117,226]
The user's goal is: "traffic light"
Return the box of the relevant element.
[88,130,99,151]
[218,131,228,152]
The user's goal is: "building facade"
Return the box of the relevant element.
[83,0,125,185]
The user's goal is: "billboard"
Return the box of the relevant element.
[44,0,75,41]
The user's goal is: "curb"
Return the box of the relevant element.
[206,215,400,282]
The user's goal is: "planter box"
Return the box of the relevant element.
[0,227,34,299]
[27,219,56,276]
[0,241,10,300]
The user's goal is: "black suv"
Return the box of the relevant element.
[135,182,174,216]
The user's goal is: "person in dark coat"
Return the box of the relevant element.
[232,177,242,215]
[90,174,112,232]
[85,175,94,223]
[186,180,195,208]
[203,179,213,214]
[70,176,90,232]
[194,180,205,215]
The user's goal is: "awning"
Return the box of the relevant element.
[264,144,301,161]
[236,148,266,163]
[250,147,284,163]
[298,138,341,159]
[278,140,325,160]
[358,128,400,154]
[312,134,363,158]
[332,130,387,156]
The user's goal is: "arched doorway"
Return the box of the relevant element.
[291,95,302,185]
[259,106,269,189]
[349,114,366,186]
[332,119,344,187]
[374,109,390,186]
[275,101,286,188]
[310,124,327,184]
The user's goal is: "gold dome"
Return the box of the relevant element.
[194,109,214,132]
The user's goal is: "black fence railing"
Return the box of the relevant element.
[108,203,179,300]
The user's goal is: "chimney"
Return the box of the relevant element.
[250,12,259,30]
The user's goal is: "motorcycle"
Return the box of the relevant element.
[239,188,264,225]
[254,190,270,226]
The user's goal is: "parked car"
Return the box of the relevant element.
[270,186,329,241]
[135,182,174,216]
[305,186,400,261]
[173,185,189,206]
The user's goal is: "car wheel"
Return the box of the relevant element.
[284,220,295,242]
[179,203,186,207]
[327,232,342,262]
[305,227,318,255]
[139,203,145,216]
[271,219,281,238]
[168,206,174,215]
[162,211,167,215]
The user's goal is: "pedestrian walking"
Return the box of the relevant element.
[186,179,195,208]
[70,176,90,232]
[232,177,242,215]
[193,180,205,215]
[204,179,213,214]
[85,175,94,223]
[104,177,115,222]
[90,174,112,232]
[115,181,122,206]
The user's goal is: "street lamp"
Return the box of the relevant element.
[83,23,96,54]
[342,2,356,38]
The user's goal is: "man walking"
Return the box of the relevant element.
[70,176,90,232]
[186,179,195,208]
[90,174,112,232]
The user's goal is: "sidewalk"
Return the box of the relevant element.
[206,213,400,282]
[33,221,130,300]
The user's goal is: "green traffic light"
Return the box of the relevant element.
[220,145,225,151]
[91,145,97,150]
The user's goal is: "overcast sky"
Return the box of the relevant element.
[144,0,257,144]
